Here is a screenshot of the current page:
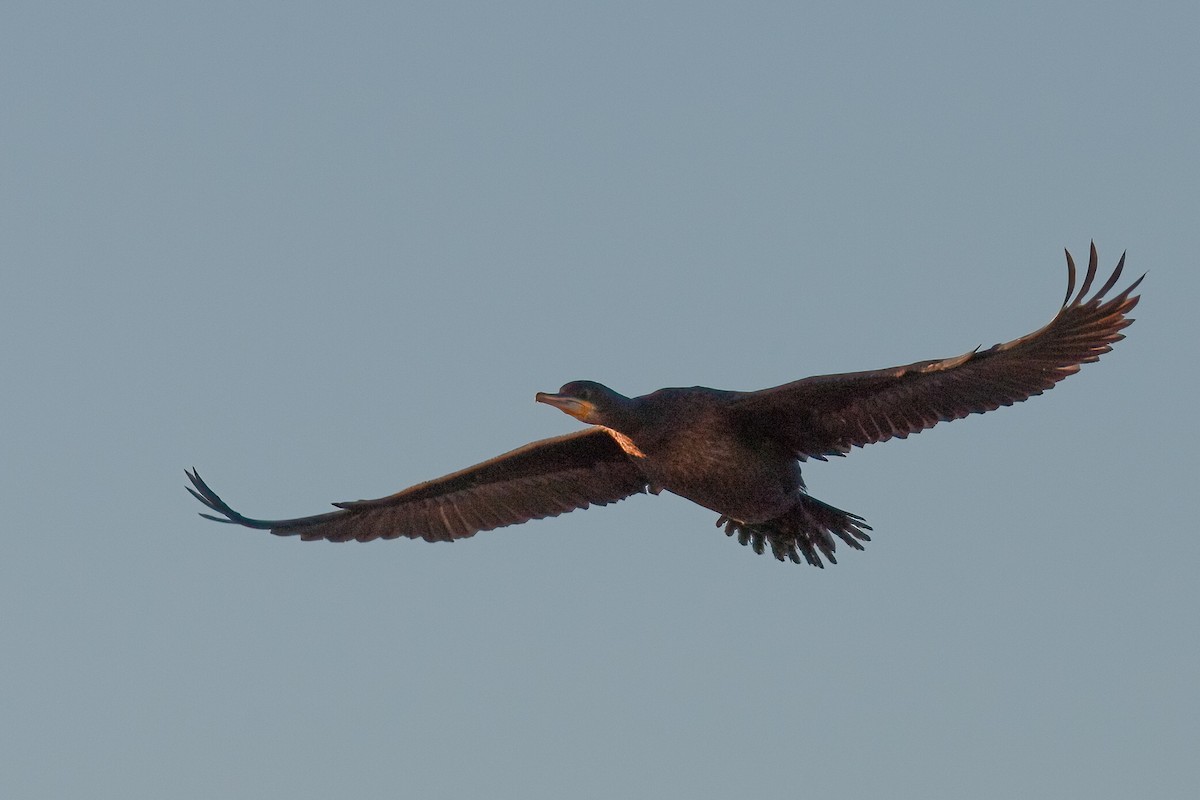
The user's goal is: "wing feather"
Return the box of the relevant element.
[187,428,648,542]
[728,244,1142,458]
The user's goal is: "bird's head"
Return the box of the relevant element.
[535,380,632,427]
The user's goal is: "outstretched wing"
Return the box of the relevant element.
[187,428,648,542]
[728,244,1143,459]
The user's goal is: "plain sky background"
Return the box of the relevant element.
[2,2,1197,798]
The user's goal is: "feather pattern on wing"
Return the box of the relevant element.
[187,428,648,543]
[727,244,1143,459]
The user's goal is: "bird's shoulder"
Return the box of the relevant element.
[639,385,738,410]
[628,386,743,450]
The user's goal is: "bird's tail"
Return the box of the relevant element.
[718,494,872,567]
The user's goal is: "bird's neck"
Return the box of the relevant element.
[596,396,651,459]
[597,394,644,438]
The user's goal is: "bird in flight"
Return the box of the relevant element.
[188,244,1141,566]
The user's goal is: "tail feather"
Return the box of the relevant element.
[718,495,872,567]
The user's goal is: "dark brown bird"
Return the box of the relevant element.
[188,244,1141,566]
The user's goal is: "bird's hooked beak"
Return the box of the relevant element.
[536,391,598,423]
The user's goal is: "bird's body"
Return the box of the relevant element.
[595,387,801,523]
[188,245,1142,566]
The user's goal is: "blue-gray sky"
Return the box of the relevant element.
[3,3,1197,798]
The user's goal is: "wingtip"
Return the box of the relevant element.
[185,467,253,526]
[1063,248,1077,307]
[1075,242,1100,304]
[1064,243,1138,307]
[1093,248,1127,299]
[1122,271,1146,300]
[185,467,208,493]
